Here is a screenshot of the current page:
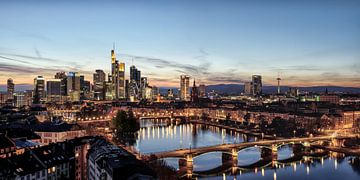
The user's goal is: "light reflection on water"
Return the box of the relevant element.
[135,120,255,154]
[135,120,360,179]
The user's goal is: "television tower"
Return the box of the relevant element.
[276,73,281,94]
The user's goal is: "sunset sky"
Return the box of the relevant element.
[0,0,359,88]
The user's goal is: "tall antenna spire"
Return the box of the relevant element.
[276,72,281,95]
[113,42,115,50]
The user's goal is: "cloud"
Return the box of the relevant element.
[271,65,321,72]
[351,63,360,74]
[194,48,209,61]
[0,55,34,65]
[0,53,65,63]
[0,62,52,74]
[120,53,211,76]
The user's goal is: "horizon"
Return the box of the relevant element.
[1,0,360,87]
[1,83,360,93]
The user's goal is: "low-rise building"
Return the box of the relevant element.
[30,122,86,145]
[87,138,156,180]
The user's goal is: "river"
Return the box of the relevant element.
[130,119,360,179]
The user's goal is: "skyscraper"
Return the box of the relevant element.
[129,65,141,100]
[180,75,190,101]
[54,72,67,96]
[191,80,199,103]
[252,75,262,96]
[118,62,125,99]
[130,65,141,85]
[111,48,125,100]
[93,70,106,100]
[140,77,148,99]
[46,79,62,102]
[67,72,81,102]
[33,76,45,104]
[244,82,253,95]
[79,75,91,100]
[199,84,206,97]
[7,78,14,100]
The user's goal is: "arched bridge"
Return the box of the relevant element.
[153,135,351,159]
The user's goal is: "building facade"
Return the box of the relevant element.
[180,75,190,101]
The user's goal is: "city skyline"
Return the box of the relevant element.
[1,0,360,88]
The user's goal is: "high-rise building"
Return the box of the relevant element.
[191,80,199,103]
[14,92,25,107]
[252,75,262,96]
[14,91,32,107]
[151,86,159,100]
[79,75,91,100]
[33,76,45,104]
[110,49,126,100]
[93,70,106,100]
[199,84,206,97]
[47,79,62,102]
[180,75,190,101]
[55,71,67,79]
[125,79,130,100]
[129,65,141,100]
[244,82,253,95]
[67,72,81,102]
[118,62,125,99]
[130,65,141,85]
[0,93,8,107]
[288,87,299,97]
[145,86,153,100]
[111,49,118,99]
[55,72,67,96]
[7,78,14,100]
[140,77,148,99]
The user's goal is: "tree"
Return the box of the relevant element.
[270,117,301,137]
[112,110,140,133]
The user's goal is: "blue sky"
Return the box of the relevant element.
[0,0,359,87]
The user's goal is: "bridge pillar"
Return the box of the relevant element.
[271,144,278,161]
[331,138,344,147]
[231,148,238,160]
[303,141,311,147]
[186,154,193,179]
[186,154,193,164]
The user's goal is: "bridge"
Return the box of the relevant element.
[153,136,345,159]
[152,135,353,178]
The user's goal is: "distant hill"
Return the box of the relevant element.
[160,84,360,95]
[0,84,33,92]
[206,84,360,94]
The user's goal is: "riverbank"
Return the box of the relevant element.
[312,145,360,156]
[190,119,277,139]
